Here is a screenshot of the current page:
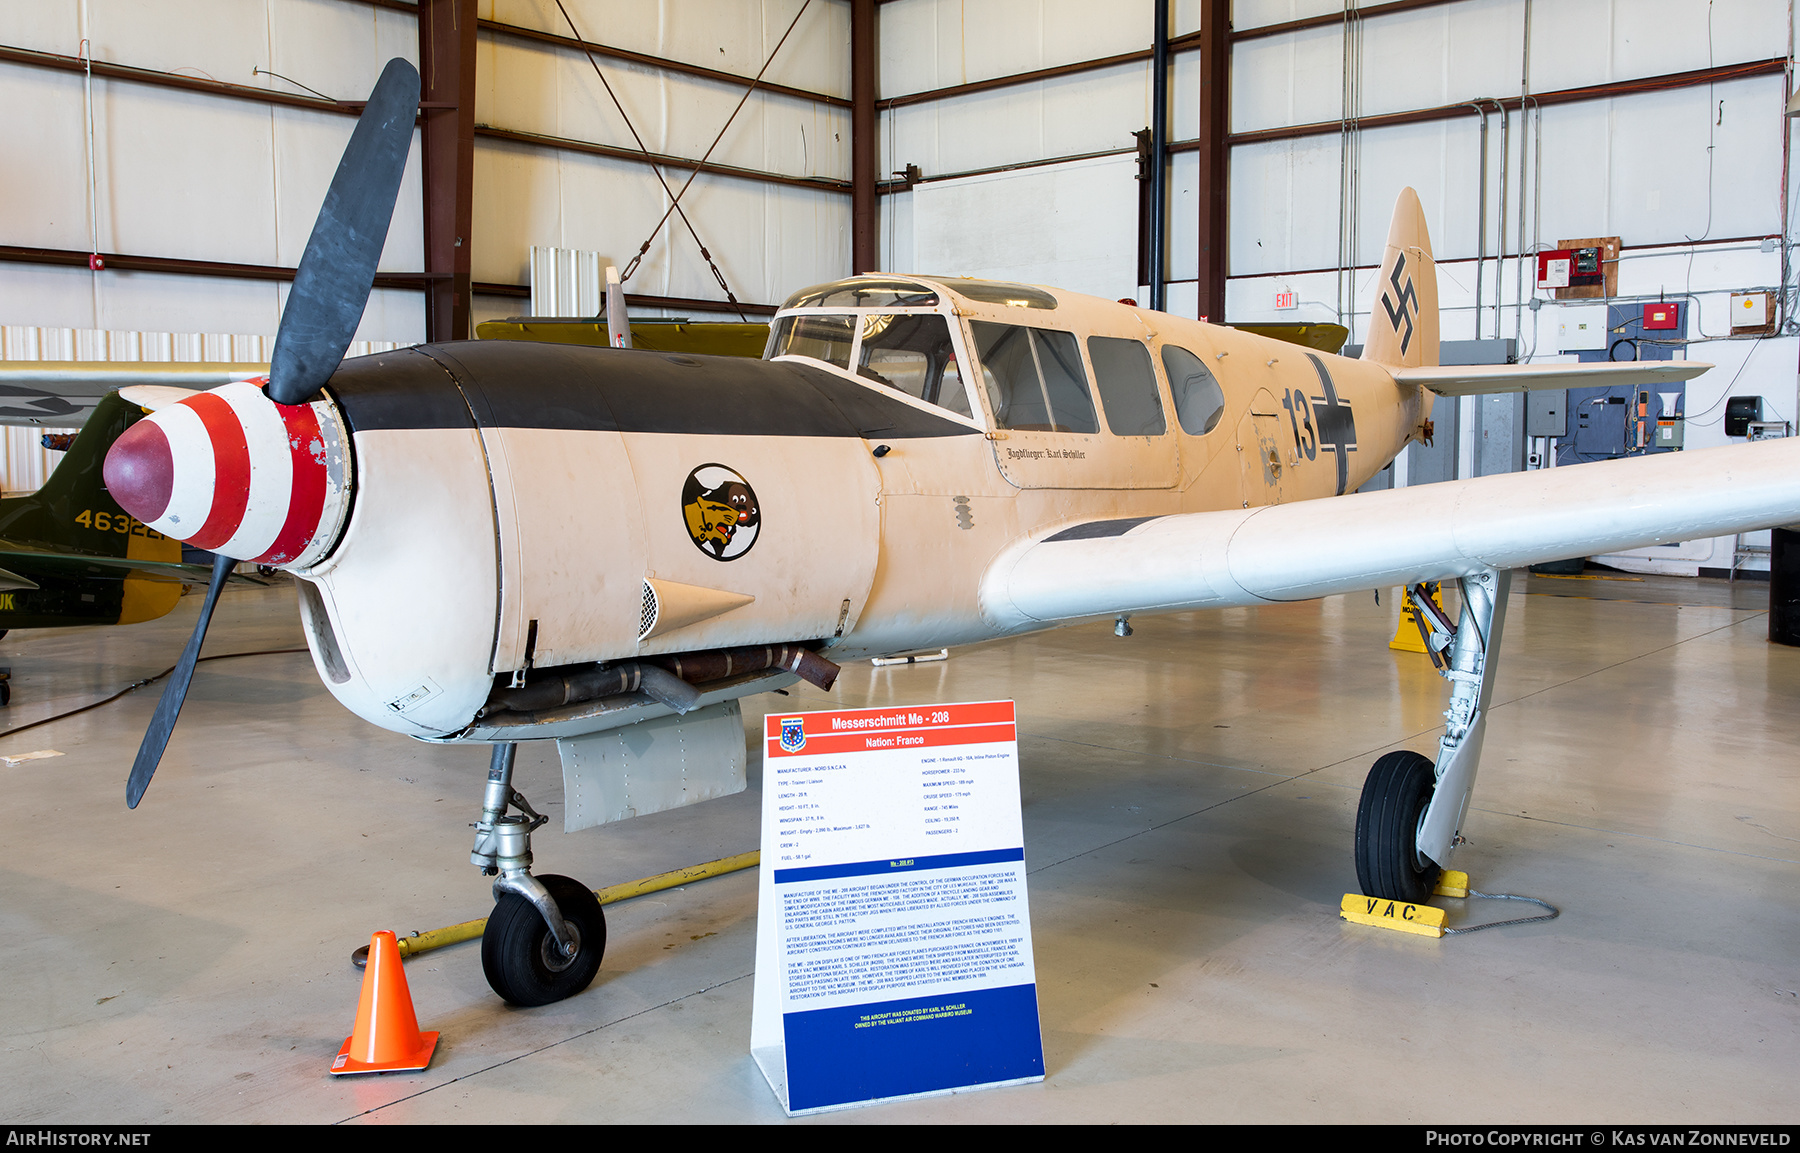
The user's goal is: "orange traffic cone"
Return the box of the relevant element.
[330,930,439,1075]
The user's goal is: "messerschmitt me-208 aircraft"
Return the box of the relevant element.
[98,59,1800,1007]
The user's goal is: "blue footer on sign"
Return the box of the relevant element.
[784,983,1044,1112]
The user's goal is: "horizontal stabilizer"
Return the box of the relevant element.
[981,437,1800,627]
[1396,360,1710,396]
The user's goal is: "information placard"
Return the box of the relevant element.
[750,700,1045,1115]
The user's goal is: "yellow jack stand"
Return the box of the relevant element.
[1340,870,1470,938]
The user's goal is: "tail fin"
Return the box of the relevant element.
[12,392,180,566]
[1361,187,1439,369]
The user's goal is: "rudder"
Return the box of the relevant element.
[1361,187,1440,369]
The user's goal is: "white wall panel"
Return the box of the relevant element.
[1525,0,1618,92]
[0,66,91,253]
[879,0,1153,98]
[469,2,851,310]
[493,0,848,99]
[1230,24,1343,133]
[14,1,416,102]
[1233,0,1343,32]
[1228,134,1346,276]
[1530,75,1784,251]
[98,86,280,263]
[474,140,668,284]
[1360,0,1522,119]
[911,154,1137,302]
[274,110,427,272]
[478,32,848,182]
[3,0,851,342]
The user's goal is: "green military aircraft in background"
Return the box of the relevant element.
[0,392,224,700]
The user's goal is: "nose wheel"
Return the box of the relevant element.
[470,742,606,1006]
[481,874,606,1007]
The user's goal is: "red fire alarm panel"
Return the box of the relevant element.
[1537,249,1572,289]
[1643,303,1680,330]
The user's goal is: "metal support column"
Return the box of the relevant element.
[419,0,477,342]
[1194,0,1230,322]
[1149,0,1170,311]
[851,0,878,275]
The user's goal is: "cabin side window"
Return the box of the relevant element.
[1087,336,1167,437]
[767,314,855,371]
[970,321,1098,434]
[855,314,972,419]
[1161,344,1226,435]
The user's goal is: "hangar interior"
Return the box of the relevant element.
[2,0,1798,1124]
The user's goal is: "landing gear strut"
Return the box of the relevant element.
[471,742,605,1006]
[1356,568,1510,901]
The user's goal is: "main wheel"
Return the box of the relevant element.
[1354,750,1442,904]
[481,874,606,1007]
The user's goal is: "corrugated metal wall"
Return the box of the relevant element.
[0,1,852,341]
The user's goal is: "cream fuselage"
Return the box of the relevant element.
[291,282,1422,742]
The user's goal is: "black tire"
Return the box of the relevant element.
[1354,750,1442,904]
[481,874,605,1007]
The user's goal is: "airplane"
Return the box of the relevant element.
[96,57,1800,1008]
[0,390,233,703]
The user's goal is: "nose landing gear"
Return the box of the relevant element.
[471,742,606,1006]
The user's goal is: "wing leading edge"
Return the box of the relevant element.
[980,437,1800,629]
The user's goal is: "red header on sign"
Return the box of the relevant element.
[765,700,1015,758]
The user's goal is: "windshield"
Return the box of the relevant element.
[767,311,973,419]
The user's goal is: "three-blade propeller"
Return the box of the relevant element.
[125,58,420,807]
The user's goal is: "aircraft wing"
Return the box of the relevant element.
[1395,361,1709,396]
[980,438,1800,628]
[0,362,267,427]
[0,545,231,584]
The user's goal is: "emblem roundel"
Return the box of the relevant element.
[681,463,761,560]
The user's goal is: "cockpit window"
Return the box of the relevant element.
[1087,336,1166,436]
[856,314,971,418]
[1162,344,1227,434]
[782,277,939,309]
[767,314,855,370]
[970,321,1098,434]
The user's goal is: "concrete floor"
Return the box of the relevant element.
[2,571,1796,1124]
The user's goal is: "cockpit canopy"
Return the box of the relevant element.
[766,274,1226,439]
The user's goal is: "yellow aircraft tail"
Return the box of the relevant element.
[1361,187,1440,369]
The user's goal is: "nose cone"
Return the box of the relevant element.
[104,419,174,525]
[107,380,354,569]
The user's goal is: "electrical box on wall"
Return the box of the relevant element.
[1643,302,1680,330]
[1537,250,1571,289]
[1557,304,1610,352]
[1731,292,1774,335]
[1551,237,1621,299]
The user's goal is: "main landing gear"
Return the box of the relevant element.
[470,742,606,1006]
[1355,568,1510,902]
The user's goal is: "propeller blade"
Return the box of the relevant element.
[266,58,421,407]
[125,551,235,809]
